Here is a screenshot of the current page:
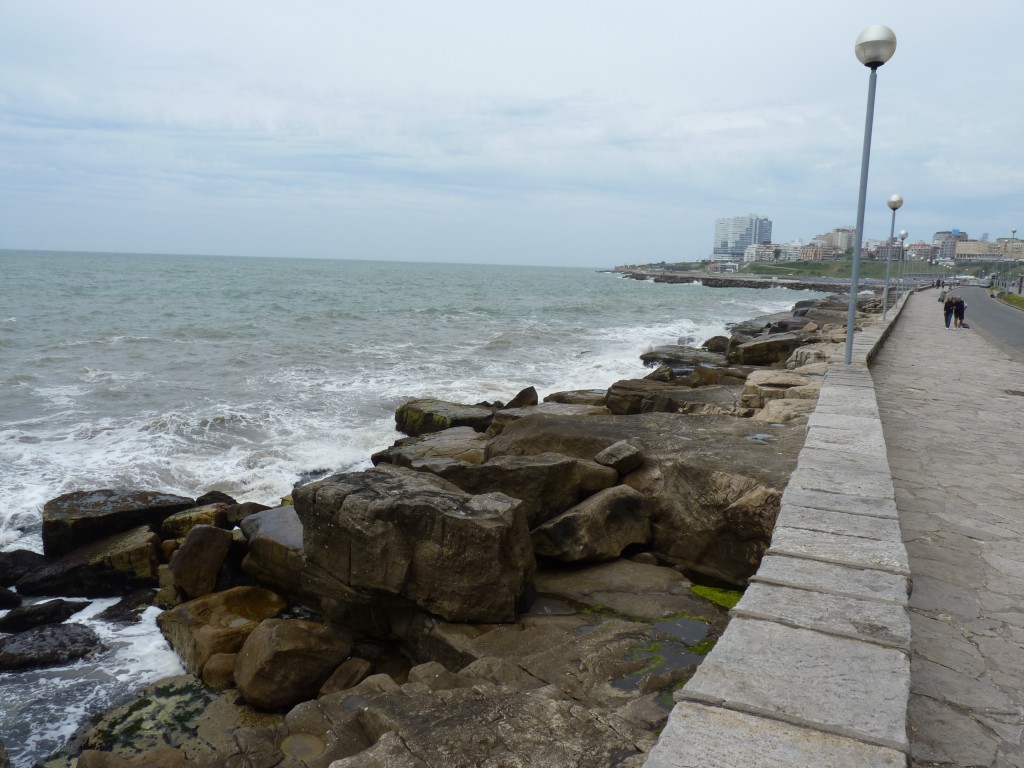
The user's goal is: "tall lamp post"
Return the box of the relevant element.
[882,193,903,319]
[1010,228,1017,291]
[897,229,908,299]
[844,24,897,365]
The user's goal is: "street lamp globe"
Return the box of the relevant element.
[888,194,904,212]
[855,25,898,68]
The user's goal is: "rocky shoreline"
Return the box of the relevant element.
[0,291,886,768]
[611,266,859,293]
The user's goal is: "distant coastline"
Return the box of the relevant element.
[608,266,858,293]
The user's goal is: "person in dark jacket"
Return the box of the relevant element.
[952,295,966,329]
[943,295,955,329]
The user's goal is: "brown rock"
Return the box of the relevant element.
[531,485,650,562]
[41,489,194,557]
[409,451,618,527]
[295,465,535,624]
[238,506,313,603]
[160,503,230,540]
[201,652,237,690]
[234,618,353,710]
[542,389,607,405]
[504,386,538,409]
[16,526,161,597]
[370,426,488,468]
[168,525,233,600]
[319,657,374,697]
[156,586,287,675]
[394,398,495,437]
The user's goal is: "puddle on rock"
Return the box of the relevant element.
[610,614,711,698]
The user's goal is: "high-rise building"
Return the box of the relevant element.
[712,214,772,259]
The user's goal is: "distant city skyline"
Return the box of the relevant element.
[2,3,1023,268]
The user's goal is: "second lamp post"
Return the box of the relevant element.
[882,193,903,320]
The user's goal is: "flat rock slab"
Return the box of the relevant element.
[679,617,910,751]
[730,583,911,650]
[768,526,910,576]
[775,505,903,541]
[750,554,910,605]
[643,701,907,768]
[780,486,898,519]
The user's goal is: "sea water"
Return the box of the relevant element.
[0,250,830,765]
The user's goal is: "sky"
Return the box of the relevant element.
[1,2,1022,268]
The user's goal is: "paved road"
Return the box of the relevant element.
[872,292,1024,767]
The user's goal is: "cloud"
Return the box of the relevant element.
[1,1,1024,265]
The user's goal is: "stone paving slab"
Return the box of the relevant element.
[768,526,910,575]
[642,702,907,768]
[678,617,911,751]
[776,504,902,541]
[750,554,910,605]
[806,411,886,443]
[731,582,911,650]
[796,445,893,476]
[780,485,898,518]
[812,385,879,403]
[788,463,894,498]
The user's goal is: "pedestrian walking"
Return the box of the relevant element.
[953,295,966,329]
[943,294,955,329]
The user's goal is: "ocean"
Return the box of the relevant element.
[0,249,831,765]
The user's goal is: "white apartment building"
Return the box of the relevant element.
[712,214,772,259]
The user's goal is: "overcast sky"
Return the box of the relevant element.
[2,2,1021,267]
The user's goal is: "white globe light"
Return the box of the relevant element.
[887,194,904,211]
[855,25,897,67]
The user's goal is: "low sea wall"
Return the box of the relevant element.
[644,293,914,767]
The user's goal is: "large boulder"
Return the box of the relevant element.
[370,426,488,468]
[41,489,195,557]
[16,526,161,597]
[234,618,354,710]
[294,465,535,623]
[726,331,815,366]
[394,399,495,437]
[167,524,234,600]
[531,485,650,562]
[606,380,746,416]
[407,452,618,527]
[0,622,104,671]
[239,505,315,605]
[156,586,288,676]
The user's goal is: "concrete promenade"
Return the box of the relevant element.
[873,291,1024,767]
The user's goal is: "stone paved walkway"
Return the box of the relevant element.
[872,290,1024,767]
